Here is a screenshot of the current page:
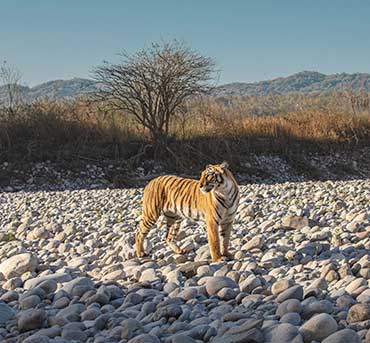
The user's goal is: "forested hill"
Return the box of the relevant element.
[1,71,370,103]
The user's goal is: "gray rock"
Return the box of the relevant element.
[239,275,262,293]
[53,296,70,309]
[0,302,15,325]
[125,292,144,305]
[271,279,295,296]
[276,285,303,303]
[217,287,238,300]
[282,216,309,230]
[221,328,264,343]
[154,304,183,320]
[336,295,356,310]
[18,309,46,332]
[264,323,303,343]
[347,303,370,323]
[61,277,94,296]
[242,235,264,251]
[280,312,301,326]
[37,326,62,338]
[0,253,38,280]
[38,279,58,294]
[171,334,197,343]
[205,276,238,295]
[24,273,72,289]
[177,288,198,301]
[178,261,208,278]
[301,299,333,319]
[299,313,338,342]
[2,277,23,290]
[139,268,158,282]
[121,318,143,340]
[55,303,85,322]
[1,290,19,302]
[85,292,109,305]
[20,294,41,310]
[222,312,250,322]
[365,329,370,343]
[212,318,264,343]
[168,321,191,334]
[128,334,161,343]
[322,329,361,343]
[23,335,51,343]
[356,288,370,303]
[61,328,87,341]
[81,308,100,321]
[345,278,367,294]
[94,313,110,330]
[276,299,302,317]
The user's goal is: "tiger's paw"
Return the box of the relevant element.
[136,250,149,258]
[212,255,226,263]
[167,241,185,255]
[220,252,234,261]
[174,247,185,255]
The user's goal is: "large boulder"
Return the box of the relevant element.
[276,285,303,302]
[322,329,361,343]
[242,235,265,251]
[24,273,72,290]
[212,318,264,343]
[205,276,238,296]
[0,253,38,280]
[264,323,303,343]
[347,303,370,323]
[299,313,338,342]
[282,216,309,230]
[60,277,94,297]
[18,309,46,332]
[0,302,15,325]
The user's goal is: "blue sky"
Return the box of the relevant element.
[1,0,370,86]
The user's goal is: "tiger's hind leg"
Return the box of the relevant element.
[136,216,157,258]
[165,215,184,254]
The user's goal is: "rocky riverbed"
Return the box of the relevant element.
[0,179,370,342]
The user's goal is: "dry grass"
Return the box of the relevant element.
[1,92,370,172]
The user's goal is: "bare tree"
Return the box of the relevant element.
[0,61,24,115]
[92,41,217,155]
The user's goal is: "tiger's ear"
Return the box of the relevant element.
[206,164,212,169]
[220,161,229,169]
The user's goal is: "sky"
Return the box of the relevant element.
[1,0,370,86]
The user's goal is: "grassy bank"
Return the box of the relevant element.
[1,93,370,174]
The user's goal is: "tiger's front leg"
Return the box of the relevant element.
[219,222,233,260]
[205,216,222,262]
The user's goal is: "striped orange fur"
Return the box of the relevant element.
[135,162,240,262]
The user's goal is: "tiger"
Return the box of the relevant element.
[135,162,240,262]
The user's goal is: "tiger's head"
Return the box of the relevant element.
[199,161,230,194]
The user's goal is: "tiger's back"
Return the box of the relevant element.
[142,175,206,224]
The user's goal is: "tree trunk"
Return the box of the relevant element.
[151,129,168,159]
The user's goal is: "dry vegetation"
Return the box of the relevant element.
[1,92,370,173]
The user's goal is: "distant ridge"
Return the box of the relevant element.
[0,78,97,103]
[1,71,370,103]
[216,71,370,97]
